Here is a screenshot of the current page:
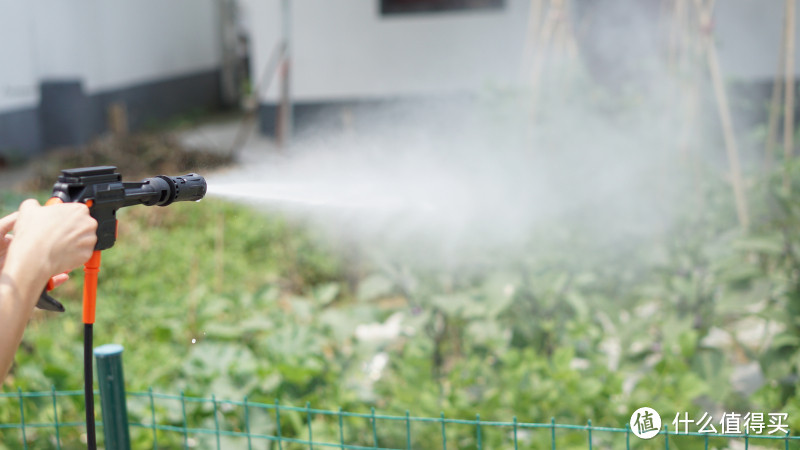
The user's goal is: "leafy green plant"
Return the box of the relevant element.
[6,154,800,447]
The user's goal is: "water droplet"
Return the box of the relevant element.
[191,338,196,344]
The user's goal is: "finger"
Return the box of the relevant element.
[51,273,70,288]
[18,198,41,212]
[0,212,18,236]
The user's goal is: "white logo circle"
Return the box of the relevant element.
[630,407,661,440]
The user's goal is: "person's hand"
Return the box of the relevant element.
[6,199,97,282]
[1,211,71,288]
[0,212,18,271]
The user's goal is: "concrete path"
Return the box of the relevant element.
[0,164,35,192]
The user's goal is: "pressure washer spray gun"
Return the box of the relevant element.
[35,166,206,450]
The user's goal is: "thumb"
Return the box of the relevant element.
[0,212,18,236]
[18,198,41,214]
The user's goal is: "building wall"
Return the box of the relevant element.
[247,0,793,105]
[0,1,44,154]
[0,1,40,113]
[714,0,785,82]
[0,0,223,158]
[246,0,531,104]
[1,0,792,156]
[246,0,796,137]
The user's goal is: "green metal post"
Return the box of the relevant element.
[94,344,131,450]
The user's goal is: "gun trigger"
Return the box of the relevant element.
[35,289,65,313]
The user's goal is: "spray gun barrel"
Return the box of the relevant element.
[122,173,207,207]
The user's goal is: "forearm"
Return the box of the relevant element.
[0,200,97,381]
[0,254,49,380]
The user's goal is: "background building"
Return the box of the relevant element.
[0,0,794,159]
[0,0,234,160]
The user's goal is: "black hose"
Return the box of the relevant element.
[84,324,97,450]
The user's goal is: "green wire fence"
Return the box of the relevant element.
[2,347,800,449]
[4,389,800,449]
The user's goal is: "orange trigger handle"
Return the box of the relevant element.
[83,251,101,324]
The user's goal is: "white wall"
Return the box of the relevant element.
[247,0,795,105]
[81,0,221,93]
[247,0,531,103]
[0,0,222,114]
[714,0,785,81]
[0,1,40,112]
[1,0,792,115]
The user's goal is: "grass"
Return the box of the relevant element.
[2,198,345,390]
[4,159,800,447]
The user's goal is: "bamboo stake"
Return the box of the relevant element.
[228,42,286,158]
[784,0,796,192]
[707,0,717,17]
[521,0,544,78]
[562,0,579,61]
[552,7,568,77]
[685,0,707,211]
[668,0,685,71]
[678,77,700,162]
[675,0,697,161]
[529,0,562,119]
[693,0,750,229]
[680,0,695,73]
[107,103,129,137]
[765,11,787,170]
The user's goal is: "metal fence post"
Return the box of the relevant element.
[94,344,131,450]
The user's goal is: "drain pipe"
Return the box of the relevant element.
[277,0,293,148]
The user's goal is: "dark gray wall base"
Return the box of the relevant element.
[259,100,380,138]
[258,96,480,138]
[40,81,90,149]
[90,70,222,134]
[0,107,43,161]
[258,80,790,144]
[0,69,222,160]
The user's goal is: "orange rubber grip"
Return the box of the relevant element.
[44,197,63,207]
[83,251,101,324]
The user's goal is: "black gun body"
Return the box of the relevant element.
[52,166,124,250]
[36,166,207,309]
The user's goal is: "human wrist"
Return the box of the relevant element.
[4,241,51,290]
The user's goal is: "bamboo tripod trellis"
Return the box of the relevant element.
[763,0,797,192]
[523,0,580,120]
[664,0,751,229]
[690,0,750,229]
[669,0,798,224]
[522,0,800,229]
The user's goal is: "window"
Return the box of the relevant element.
[380,0,504,15]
